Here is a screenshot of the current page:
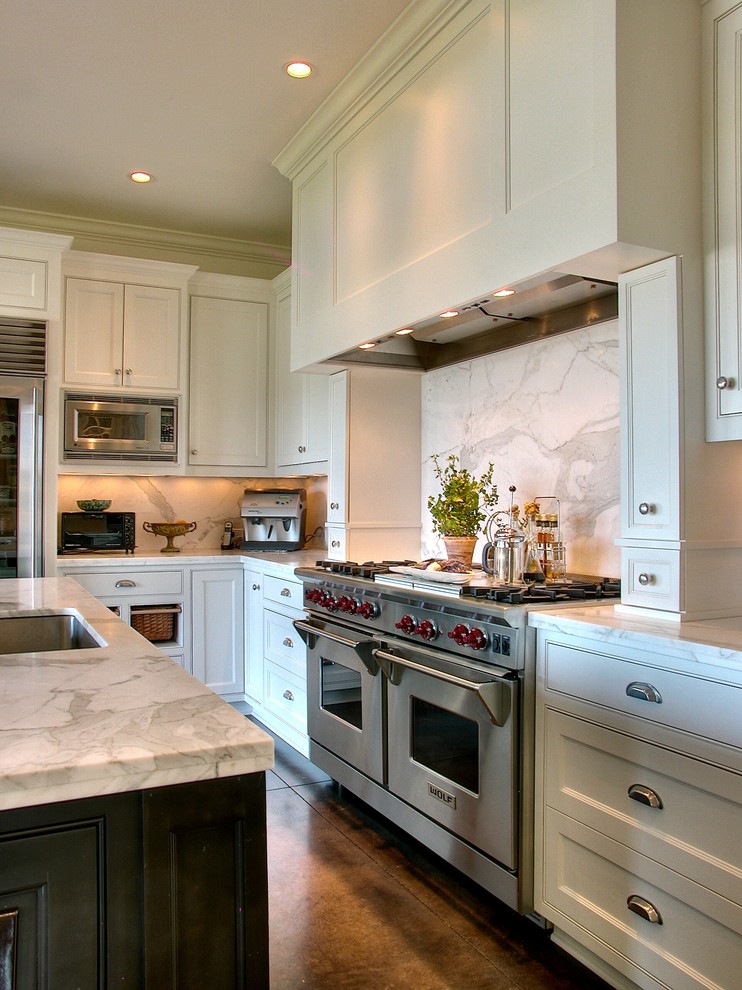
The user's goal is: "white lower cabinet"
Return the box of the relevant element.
[57,565,188,670]
[534,626,742,990]
[244,566,309,757]
[191,566,245,699]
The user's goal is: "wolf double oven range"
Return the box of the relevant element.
[294,560,620,918]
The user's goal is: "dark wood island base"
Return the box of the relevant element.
[0,773,269,989]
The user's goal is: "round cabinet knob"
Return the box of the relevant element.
[114,368,122,376]
[716,375,734,390]
[331,540,341,548]
[191,449,198,455]
[252,583,261,591]
[395,614,417,635]
[298,445,306,453]
[330,501,339,510]
[638,502,656,515]
[125,368,133,376]
[637,572,655,586]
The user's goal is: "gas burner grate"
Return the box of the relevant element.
[463,578,620,605]
[314,559,416,579]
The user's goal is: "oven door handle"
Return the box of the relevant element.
[293,619,380,676]
[372,648,512,727]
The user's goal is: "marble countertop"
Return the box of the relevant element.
[57,548,322,576]
[529,604,742,678]
[0,577,274,813]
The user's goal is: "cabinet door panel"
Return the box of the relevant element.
[191,567,245,695]
[123,284,180,390]
[620,257,681,539]
[189,296,268,468]
[0,257,46,310]
[64,278,124,387]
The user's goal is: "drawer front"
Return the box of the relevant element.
[263,573,303,609]
[620,546,680,611]
[542,639,742,750]
[541,810,742,990]
[67,569,183,598]
[543,709,742,904]
[263,660,307,734]
[264,607,305,675]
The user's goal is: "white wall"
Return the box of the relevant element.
[420,320,621,577]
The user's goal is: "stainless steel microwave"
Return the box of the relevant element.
[63,393,178,463]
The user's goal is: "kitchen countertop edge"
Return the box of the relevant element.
[0,577,274,813]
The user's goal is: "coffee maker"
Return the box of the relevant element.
[240,488,307,552]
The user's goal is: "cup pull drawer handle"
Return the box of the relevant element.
[627,896,663,925]
[283,637,294,648]
[115,579,136,588]
[628,784,663,809]
[283,689,294,702]
[626,681,662,704]
[280,588,292,597]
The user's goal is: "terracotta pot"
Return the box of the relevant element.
[442,536,477,568]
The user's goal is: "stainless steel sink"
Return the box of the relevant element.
[0,612,104,655]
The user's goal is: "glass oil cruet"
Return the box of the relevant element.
[522,500,545,584]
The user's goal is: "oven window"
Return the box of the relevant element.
[320,659,362,729]
[411,697,479,795]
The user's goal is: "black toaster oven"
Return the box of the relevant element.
[59,512,136,554]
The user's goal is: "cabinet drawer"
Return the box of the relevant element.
[543,709,742,905]
[620,546,680,611]
[264,607,305,676]
[541,810,742,990]
[263,661,307,734]
[68,569,183,598]
[263,573,303,609]
[541,639,742,750]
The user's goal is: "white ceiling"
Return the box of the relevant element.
[0,0,411,251]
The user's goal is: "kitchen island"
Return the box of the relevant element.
[0,577,273,989]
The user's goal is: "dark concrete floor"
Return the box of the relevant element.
[259,723,613,990]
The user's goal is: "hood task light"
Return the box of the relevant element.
[440,309,459,319]
[395,327,415,335]
[358,341,376,350]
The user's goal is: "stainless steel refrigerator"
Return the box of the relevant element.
[0,376,43,578]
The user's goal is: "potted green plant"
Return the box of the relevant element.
[427,453,498,565]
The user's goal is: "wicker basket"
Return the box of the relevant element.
[130,604,181,643]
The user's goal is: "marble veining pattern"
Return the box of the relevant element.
[0,578,273,812]
[421,322,620,575]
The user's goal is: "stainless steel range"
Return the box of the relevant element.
[294,560,620,918]
[295,561,620,914]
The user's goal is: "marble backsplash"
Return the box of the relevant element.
[57,475,328,553]
[421,320,621,576]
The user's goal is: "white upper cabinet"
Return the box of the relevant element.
[62,253,196,393]
[64,279,180,390]
[188,286,269,471]
[274,0,702,371]
[273,271,329,470]
[704,0,742,440]
[0,227,72,319]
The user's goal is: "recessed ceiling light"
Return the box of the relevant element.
[440,310,459,319]
[358,341,376,350]
[285,61,313,79]
[493,288,515,297]
[129,171,152,183]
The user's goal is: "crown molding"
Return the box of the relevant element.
[272,0,466,179]
[0,205,290,276]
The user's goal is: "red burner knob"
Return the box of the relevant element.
[306,587,323,603]
[357,600,379,620]
[448,623,470,645]
[337,596,355,613]
[320,593,338,611]
[417,619,439,641]
[465,627,488,650]
[395,614,418,635]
